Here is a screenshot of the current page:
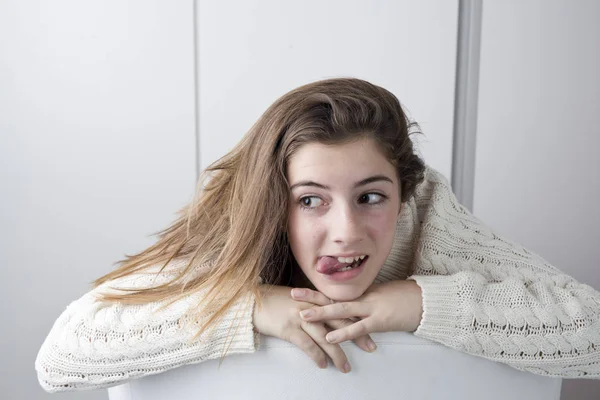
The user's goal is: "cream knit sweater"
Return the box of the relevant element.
[35,165,600,392]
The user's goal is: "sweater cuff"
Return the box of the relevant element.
[213,291,260,357]
[406,274,469,348]
[235,292,260,353]
[250,293,261,350]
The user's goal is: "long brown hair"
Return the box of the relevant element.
[92,77,426,357]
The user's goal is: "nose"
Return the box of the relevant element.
[329,203,364,245]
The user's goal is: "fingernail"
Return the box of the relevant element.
[319,360,328,369]
[300,310,313,319]
[367,340,377,352]
[344,362,351,373]
[292,288,306,297]
[326,332,339,343]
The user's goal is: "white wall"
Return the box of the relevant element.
[474,1,600,399]
[0,1,196,399]
[197,0,459,177]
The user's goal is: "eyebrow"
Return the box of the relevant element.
[289,175,394,191]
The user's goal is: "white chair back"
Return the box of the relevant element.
[108,332,562,400]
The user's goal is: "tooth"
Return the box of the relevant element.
[337,256,368,264]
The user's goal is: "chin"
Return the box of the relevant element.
[320,285,366,302]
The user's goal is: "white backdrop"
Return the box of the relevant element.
[1,1,196,399]
[196,0,459,177]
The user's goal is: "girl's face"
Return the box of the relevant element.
[286,137,402,302]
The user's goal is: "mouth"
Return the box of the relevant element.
[334,256,368,272]
[317,255,369,281]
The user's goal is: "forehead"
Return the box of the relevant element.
[287,139,396,187]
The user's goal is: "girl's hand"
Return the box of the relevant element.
[289,287,379,352]
[292,280,423,344]
[252,284,376,373]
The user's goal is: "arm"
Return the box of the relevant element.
[35,263,259,392]
[407,166,600,379]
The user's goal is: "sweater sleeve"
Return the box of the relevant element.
[406,166,600,379]
[35,263,259,392]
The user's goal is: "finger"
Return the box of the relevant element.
[326,318,377,352]
[325,318,373,344]
[290,288,334,306]
[301,320,352,374]
[299,301,367,322]
[286,329,329,370]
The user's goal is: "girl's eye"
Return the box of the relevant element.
[359,193,385,204]
[298,193,387,211]
[299,196,323,210]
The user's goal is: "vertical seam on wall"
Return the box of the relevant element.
[193,0,201,182]
[452,0,483,212]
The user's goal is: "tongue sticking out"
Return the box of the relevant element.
[316,256,354,275]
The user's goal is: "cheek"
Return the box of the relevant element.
[287,211,319,260]
[367,211,397,238]
[368,212,397,247]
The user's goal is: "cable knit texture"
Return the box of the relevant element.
[35,165,600,392]
[35,263,258,392]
